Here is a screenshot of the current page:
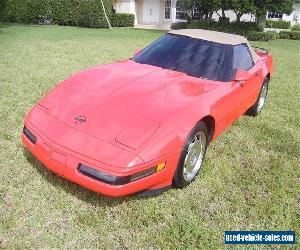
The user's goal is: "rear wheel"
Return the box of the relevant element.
[246,78,269,117]
[173,122,208,188]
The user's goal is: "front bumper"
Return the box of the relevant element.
[22,123,179,197]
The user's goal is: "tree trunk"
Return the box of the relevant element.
[222,9,226,17]
[236,13,243,23]
[256,13,266,25]
[188,10,193,22]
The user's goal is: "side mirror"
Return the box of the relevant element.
[234,69,251,82]
[133,48,143,57]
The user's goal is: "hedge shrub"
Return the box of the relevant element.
[175,20,281,41]
[170,22,188,30]
[248,31,279,41]
[3,0,52,24]
[218,17,230,23]
[291,24,300,31]
[0,0,6,21]
[52,0,112,28]
[1,0,113,28]
[111,13,134,27]
[265,19,291,29]
[279,30,300,40]
[173,19,299,41]
[186,20,263,37]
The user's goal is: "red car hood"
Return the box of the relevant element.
[38,60,218,151]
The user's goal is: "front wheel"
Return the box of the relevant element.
[246,78,269,117]
[173,122,208,188]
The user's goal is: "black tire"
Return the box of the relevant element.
[173,121,209,188]
[246,77,269,117]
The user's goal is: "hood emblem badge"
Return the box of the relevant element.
[75,115,87,123]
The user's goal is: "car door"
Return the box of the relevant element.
[211,44,263,138]
[211,84,244,138]
[230,44,263,118]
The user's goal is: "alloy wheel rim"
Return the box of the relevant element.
[183,131,207,182]
[257,83,268,112]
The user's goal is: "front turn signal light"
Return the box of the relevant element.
[129,162,166,183]
[156,162,166,172]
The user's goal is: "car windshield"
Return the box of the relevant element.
[132,34,234,82]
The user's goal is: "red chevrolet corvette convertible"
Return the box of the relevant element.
[22,29,273,197]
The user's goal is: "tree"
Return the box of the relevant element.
[201,0,221,19]
[177,0,221,21]
[254,0,294,15]
[178,0,295,23]
[230,0,256,22]
[253,0,294,23]
[220,0,231,17]
[176,0,200,21]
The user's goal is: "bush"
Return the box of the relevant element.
[287,31,300,40]
[171,22,188,30]
[52,0,112,28]
[186,20,263,37]
[0,0,6,21]
[184,20,280,41]
[248,31,279,41]
[279,30,290,39]
[291,24,300,31]
[219,17,230,23]
[111,13,134,27]
[3,0,52,24]
[279,30,300,40]
[187,20,218,30]
[2,0,113,28]
[265,20,291,29]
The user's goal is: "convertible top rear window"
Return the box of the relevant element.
[133,34,235,82]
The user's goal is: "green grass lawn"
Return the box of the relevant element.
[0,24,299,249]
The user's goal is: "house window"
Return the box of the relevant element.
[165,0,171,19]
[267,12,283,19]
[193,7,201,20]
[176,2,185,20]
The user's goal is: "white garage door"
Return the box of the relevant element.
[143,0,160,23]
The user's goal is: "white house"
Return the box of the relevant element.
[113,0,300,27]
[113,0,187,25]
[265,2,300,26]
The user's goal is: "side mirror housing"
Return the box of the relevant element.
[234,69,250,82]
[133,48,143,57]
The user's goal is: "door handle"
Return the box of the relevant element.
[238,81,245,87]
